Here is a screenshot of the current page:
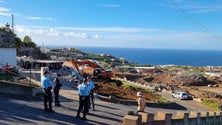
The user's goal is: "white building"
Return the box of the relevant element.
[0,23,16,67]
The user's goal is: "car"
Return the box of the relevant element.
[172,91,193,100]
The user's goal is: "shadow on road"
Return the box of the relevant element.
[0,94,108,125]
[95,109,124,117]
[90,112,121,123]
[95,103,120,110]
[147,102,187,110]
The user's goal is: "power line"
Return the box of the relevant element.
[166,0,221,41]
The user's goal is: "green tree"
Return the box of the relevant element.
[15,37,22,50]
[23,36,32,45]
[23,36,36,48]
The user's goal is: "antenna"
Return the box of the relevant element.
[11,14,14,34]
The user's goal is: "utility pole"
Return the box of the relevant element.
[11,14,14,34]
[42,42,44,53]
[29,38,32,85]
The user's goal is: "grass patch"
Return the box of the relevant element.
[202,100,220,110]
[19,79,40,87]
[184,68,205,75]
[0,74,40,88]
[121,81,139,90]
[155,97,171,103]
[0,74,13,81]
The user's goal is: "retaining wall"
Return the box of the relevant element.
[123,111,222,125]
[0,81,42,96]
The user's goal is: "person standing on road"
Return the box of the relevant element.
[76,78,90,120]
[136,92,146,113]
[53,73,62,107]
[88,75,95,110]
[41,71,54,113]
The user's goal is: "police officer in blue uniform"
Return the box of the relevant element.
[88,75,95,110]
[53,73,62,107]
[41,71,54,113]
[76,78,90,120]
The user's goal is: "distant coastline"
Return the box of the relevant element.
[44,45,222,66]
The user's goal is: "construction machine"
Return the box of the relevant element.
[62,59,115,79]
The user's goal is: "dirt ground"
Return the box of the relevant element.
[93,79,160,102]
[182,86,222,104]
[153,74,222,104]
[106,73,222,105]
[92,77,222,104]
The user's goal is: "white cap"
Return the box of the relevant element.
[137,92,142,97]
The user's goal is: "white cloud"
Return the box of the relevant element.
[176,1,222,13]
[191,5,222,13]
[0,7,9,12]
[63,32,92,39]
[94,34,103,39]
[14,25,222,50]
[47,29,60,36]
[15,26,60,37]
[17,25,163,34]
[102,31,221,49]
[0,7,10,16]
[57,27,163,33]
[96,3,120,8]
[15,25,103,40]
[26,16,54,21]
[63,32,103,39]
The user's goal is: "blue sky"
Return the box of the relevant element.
[0,0,222,50]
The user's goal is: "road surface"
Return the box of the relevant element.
[157,91,215,112]
[1,72,216,124]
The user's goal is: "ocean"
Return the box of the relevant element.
[74,47,222,66]
[46,45,222,66]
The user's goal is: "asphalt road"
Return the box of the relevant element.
[0,81,217,125]
[0,71,217,125]
[157,91,215,112]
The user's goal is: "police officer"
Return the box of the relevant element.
[88,75,95,110]
[53,73,62,107]
[41,71,54,113]
[76,78,90,120]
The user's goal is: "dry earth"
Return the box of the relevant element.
[93,79,161,102]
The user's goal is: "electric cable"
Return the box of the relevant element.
[165,0,222,41]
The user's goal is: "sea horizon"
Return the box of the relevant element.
[44,45,222,66]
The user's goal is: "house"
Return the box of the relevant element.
[0,23,16,67]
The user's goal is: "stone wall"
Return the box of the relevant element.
[123,111,222,125]
[189,87,222,99]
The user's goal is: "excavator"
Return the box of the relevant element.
[62,59,115,79]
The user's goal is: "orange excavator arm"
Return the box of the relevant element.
[63,59,115,79]
[71,59,80,72]
[77,60,100,69]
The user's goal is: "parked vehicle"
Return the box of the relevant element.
[172,91,193,100]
